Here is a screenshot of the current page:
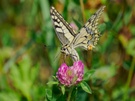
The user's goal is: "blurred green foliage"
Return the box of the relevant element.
[0,0,135,101]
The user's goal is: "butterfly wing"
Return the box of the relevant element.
[50,7,76,45]
[73,6,105,50]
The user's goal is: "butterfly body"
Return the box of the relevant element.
[61,43,79,61]
[50,6,105,61]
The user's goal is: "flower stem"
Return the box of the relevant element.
[67,87,74,101]
[80,0,86,23]
[123,56,135,100]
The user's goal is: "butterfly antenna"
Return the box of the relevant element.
[54,48,61,62]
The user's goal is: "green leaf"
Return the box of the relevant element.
[105,21,112,31]
[56,94,66,101]
[61,86,65,95]
[45,88,52,100]
[71,87,77,101]
[98,23,106,34]
[30,64,39,82]
[47,81,58,85]
[80,81,92,94]
[0,92,19,101]
[84,69,95,81]
[130,25,135,35]
[92,65,116,80]
[124,6,132,25]
[126,39,135,56]
[52,76,57,80]
[118,34,128,48]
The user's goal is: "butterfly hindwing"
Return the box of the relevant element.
[73,6,105,50]
[50,7,76,45]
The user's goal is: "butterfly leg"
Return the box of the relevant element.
[63,54,67,62]
[71,49,79,62]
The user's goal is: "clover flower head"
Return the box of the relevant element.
[56,61,84,86]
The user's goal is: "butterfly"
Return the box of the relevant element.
[50,6,105,62]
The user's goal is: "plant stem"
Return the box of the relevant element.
[123,56,135,100]
[67,87,74,101]
[80,0,86,23]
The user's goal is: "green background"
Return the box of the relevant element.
[0,0,135,101]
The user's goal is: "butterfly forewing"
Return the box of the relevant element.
[50,6,105,62]
[50,7,76,45]
[73,6,105,50]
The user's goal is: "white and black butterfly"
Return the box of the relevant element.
[50,6,105,62]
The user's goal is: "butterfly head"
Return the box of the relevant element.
[61,47,80,62]
[61,47,69,55]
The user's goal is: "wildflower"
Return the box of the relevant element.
[70,22,78,31]
[56,61,84,86]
